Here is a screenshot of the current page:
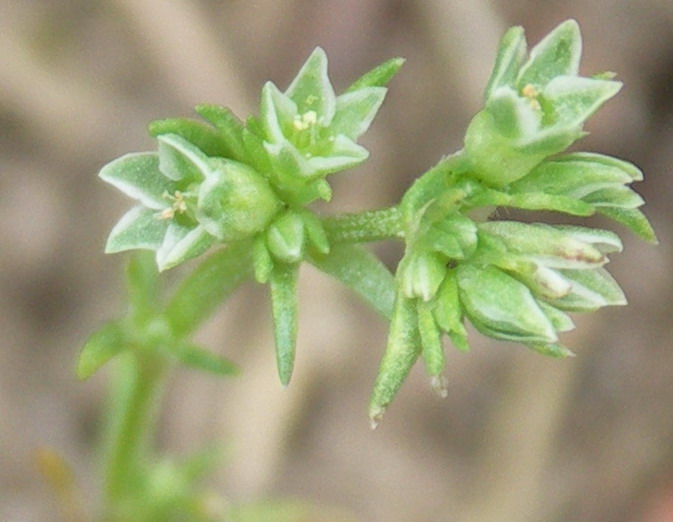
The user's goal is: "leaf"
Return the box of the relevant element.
[269,263,300,386]
[527,342,575,358]
[148,117,234,159]
[156,223,214,271]
[167,342,239,377]
[241,126,274,174]
[331,87,387,140]
[582,185,644,209]
[300,210,330,254]
[467,186,595,217]
[433,271,469,352]
[417,300,445,378]
[598,206,657,243]
[516,19,582,89]
[163,242,253,338]
[345,56,405,93]
[252,236,273,284]
[538,301,575,332]
[458,264,557,343]
[156,134,212,182]
[309,244,395,319]
[266,212,305,264]
[285,47,336,123]
[106,206,169,254]
[126,251,160,323]
[77,321,126,379]
[99,152,175,210]
[484,26,527,100]
[194,104,248,162]
[369,291,421,426]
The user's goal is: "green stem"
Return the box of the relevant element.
[322,206,403,243]
[102,349,169,520]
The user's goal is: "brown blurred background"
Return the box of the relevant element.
[2,1,673,521]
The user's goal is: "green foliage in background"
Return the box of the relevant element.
[79,20,655,520]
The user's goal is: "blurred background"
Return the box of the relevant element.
[2,1,673,521]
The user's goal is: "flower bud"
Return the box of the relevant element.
[266,211,306,264]
[196,159,280,241]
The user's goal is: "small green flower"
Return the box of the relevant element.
[464,20,622,187]
[259,48,390,199]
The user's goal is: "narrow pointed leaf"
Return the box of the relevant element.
[484,26,527,100]
[253,236,274,284]
[77,321,126,380]
[433,271,469,352]
[527,342,575,358]
[538,301,575,332]
[168,342,239,377]
[194,104,247,162]
[582,185,644,208]
[417,300,445,377]
[99,153,175,210]
[148,117,234,159]
[331,87,386,140]
[309,244,395,319]
[345,57,405,93]
[156,224,214,271]
[126,252,160,323]
[285,47,336,123]
[598,206,657,243]
[269,263,300,386]
[300,211,330,254]
[163,242,253,337]
[369,291,421,425]
[106,206,169,253]
[517,19,582,89]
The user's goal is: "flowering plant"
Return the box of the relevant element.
[80,20,654,519]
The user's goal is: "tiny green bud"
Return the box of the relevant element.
[266,211,306,264]
[196,159,280,241]
[399,251,447,302]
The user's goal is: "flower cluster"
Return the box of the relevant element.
[99,48,402,385]
[368,20,655,424]
[96,20,655,424]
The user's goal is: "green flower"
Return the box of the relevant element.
[259,48,389,199]
[464,20,622,187]
[100,134,280,271]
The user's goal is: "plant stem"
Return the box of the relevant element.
[101,349,169,520]
[322,206,403,244]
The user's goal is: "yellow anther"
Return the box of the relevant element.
[293,111,319,131]
[158,191,188,220]
[521,84,541,111]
